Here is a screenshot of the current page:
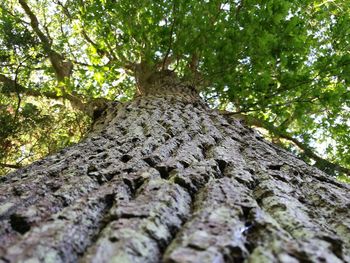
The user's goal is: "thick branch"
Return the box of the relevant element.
[0,163,22,169]
[1,74,54,98]
[2,74,44,97]
[267,128,350,176]
[0,73,85,111]
[221,111,350,176]
[19,0,73,82]
[18,0,51,50]
[1,73,112,119]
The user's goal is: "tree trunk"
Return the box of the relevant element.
[0,74,350,263]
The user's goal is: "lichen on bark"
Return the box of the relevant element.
[0,75,349,262]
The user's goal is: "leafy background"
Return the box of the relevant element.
[0,0,349,181]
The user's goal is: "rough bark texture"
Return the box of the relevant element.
[0,80,350,262]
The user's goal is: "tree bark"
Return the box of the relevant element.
[0,76,349,262]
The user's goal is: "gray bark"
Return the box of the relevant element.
[0,77,350,262]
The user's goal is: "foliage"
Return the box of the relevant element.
[0,0,349,179]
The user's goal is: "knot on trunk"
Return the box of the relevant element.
[137,70,199,101]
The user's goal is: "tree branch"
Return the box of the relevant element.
[1,73,80,108]
[221,111,350,176]
[235,0,244,18]
[1,73,56,98]
[18,0,73,82]
[0,163,22,169]
[0,3,29,25]
[0,73,112,118]
[18,0,51,51]
[162,2,177,70]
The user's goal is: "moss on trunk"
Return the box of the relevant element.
[0,82,349,262]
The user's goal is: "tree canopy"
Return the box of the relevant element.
[0,0,349,180]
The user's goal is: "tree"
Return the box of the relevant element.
[0,0,350,262]
[1,72,350,262]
